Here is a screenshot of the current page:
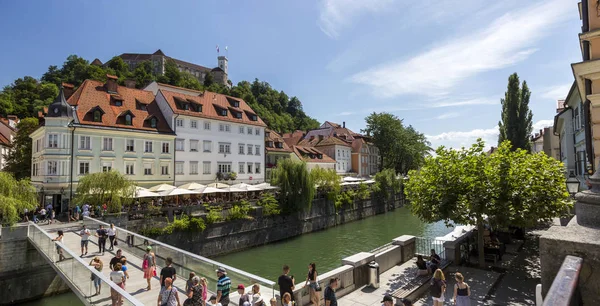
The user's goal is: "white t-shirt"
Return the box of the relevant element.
[110,270,124,283]
[80,229,91,241]
[107,228,116,236]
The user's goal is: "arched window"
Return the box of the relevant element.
[150,118,157,128]
[93,110,102,122]
[125,114,132,125]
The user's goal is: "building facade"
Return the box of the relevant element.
[291,145,336,171]
[265,129,298,182]
[147,82,266,185]
[297,135,352,174]
[31,77,175,213]
[0,116,18,170]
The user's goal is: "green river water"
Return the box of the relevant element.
[25,207,450,305]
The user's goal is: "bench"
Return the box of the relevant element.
[390,260,451,305]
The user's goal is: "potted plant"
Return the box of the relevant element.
[229,172,237,181]
[216,172,224,181]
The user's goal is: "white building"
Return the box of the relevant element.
[0,116,18,170]
[297,135,352,174]
[146,82,267,185]
[31,77,176,213]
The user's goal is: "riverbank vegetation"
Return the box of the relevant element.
[74,171,136,213]
[271,159,315,213]
[0,172,38,226]
[405,139,571,268]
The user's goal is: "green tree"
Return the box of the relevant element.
[132,61,156,88]
[498,73,533,151]
[203,72,215,87]
[311,167,341,201]
[0,172,38,226]
[405,139,570,267]
[74,171,136,213]
[178,72,203,91]
[271,159,315,213]
[373,168,402,203]
[3,118,39,179]
[105,56,130,78]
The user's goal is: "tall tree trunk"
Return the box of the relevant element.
[477,215,485,268]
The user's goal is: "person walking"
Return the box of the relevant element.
[430,269,446,306]
[236,284,249,306]
[83,203,91,218]
[46,203,53,224]
[143,246,157,290]
[277,265,295,305]
[52,230,65,262]
[40,207,47,223]
[453,272,471,306]
[215,267,231,306]
[324,278,339,306]
[157,277,181,306]
[95,225,108,255]
[160,257,177,289]
[110,263,125,306]
[74,204,81,221]
[89,257,104,296]
[80,225,91,257]
[185,275,203,306]
[108,223,117,251]
[109,249,123,271]
[305,263,320,306]
[186,272,196,293]
[121,257,130,289]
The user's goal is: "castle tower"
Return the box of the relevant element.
[218,56,228,75]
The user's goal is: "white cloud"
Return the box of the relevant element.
[349,0,571,98]
[539,83,572,100]
[334,96,497,116]
[435,112,461,120]
[532,119,554,132]
[318,0,393,38]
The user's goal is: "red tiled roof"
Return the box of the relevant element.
[292,146,335,163]
[324,121,341,128]
[298,135,352,147]
[282,130,306,147]
[158,87,267,127]
[0,117,17,131]
[265,129,293,153]
[67,80,174,134]
[0,132,11,147]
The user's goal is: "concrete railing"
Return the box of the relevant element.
[541,255,583,306]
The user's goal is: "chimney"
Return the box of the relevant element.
[343,121,346,128]
[105,74,118,93]
[124,79,136,88]
[62,83,75,99]
[540,129,543,136]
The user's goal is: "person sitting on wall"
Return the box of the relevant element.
[415,255,428,276]
[427,249,441,274]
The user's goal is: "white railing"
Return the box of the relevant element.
[27,222,144,306]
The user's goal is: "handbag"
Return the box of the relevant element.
[142,258,149,270]
[315,282,322,292]
[114,239,118,246]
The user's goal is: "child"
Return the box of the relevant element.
[186,272,196,292]
[207,295,222,306]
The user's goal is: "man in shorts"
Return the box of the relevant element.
[80,224,91,257]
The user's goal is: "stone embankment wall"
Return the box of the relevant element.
[0,225,70,305]
[139,194,403,257]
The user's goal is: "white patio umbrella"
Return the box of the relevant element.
[207,182,230,189]
[231,183,262,191]
[363,180,375,184]
[197,186,228,194]
[148,183,176,192]
[222,187,247,193]
[178,182,207,190]
[343,177,364,182]
[254,182,279,190]
[161,188,201,196]
[134,186,159,198]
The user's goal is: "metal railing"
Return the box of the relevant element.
[542,255,583,306]
[415,237,446,260]
[83,216,276,296]
[27,222,144,306]
[369,241,395,254]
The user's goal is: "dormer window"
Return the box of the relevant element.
[317,154,323,159]
[266,141,274,147]
[150,118,157,128]
[227,97,240,108]
[115,100,123,106]
[94,111,102,122]
[250,115,257,121]
[125,114,132,125]
[136,100,148,111]
[276,142,283,148]
[183,103,189,110]
[219,109,227,116]
[234,112,242,119]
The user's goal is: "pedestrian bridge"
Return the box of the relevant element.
[27,217,275,306]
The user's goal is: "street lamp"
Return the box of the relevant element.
[566,173,580,196]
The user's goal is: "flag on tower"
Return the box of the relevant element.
[225,46,228,51]
[216,45,219,53]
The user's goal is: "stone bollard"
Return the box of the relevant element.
[342,252,375,288]
[392,235,416,263]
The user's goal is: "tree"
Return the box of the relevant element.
[203,72,215,87]
[74,171,136,213]
[271,159,315,214]
[405,139,570,267]
[310,167,341,200]
[3,118,39,179]
[498,73,533,151]
[132,61,156,88]
[0,172,38,226]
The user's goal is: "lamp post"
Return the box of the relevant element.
[566,173,581,197]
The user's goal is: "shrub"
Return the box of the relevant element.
[357,183,371,200]
[189,217,206,232]
[258,193,281,216]
[335,190,355,209]
[228,200,250,220]
[206,206,222,224]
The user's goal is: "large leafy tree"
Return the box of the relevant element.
[310,167,341,201]
[3,118,39,179]
[271,159,315,213]
[74,171,136,213]
[0,172,38,226]
[405,139,570,267]
[498,73,533,151]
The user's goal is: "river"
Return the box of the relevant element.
[25,207,450,305]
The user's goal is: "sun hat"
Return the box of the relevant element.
[216,267,227,274]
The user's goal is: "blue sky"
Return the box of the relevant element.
[0,0,582,149]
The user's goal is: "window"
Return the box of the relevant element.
[144,163,153,175]
[190,161,199,175]
[337,150,340,157]
[150,118,157,128]
[176,139,184,151]
[219,143,231,154]
[115,100,123,107]
[255,128,260,135]
[204,122,211,130]
[203,141,212,152]
[219,124,225,132]
[239,162,245,173]
[136,102,147,111]
[162,142,170,154]
[176,119,184,127]
[175,162,184,175]
[225,124,231,132]
[190,140,199,152]
[191,120,198,128]
[247,144,253,155]
[161,165,169,175]
[144,141,153,153]
[247,162,253,174]
[255,145,260,156]
[247,127,252,134]
[125,114,132,125]
[102,161,112,172]
[79,136,91,150]
[125,139,135,152]
[203,162,211,174]
[219,109,227,116]
[239,144,245,154]
[47,161,58,175]
[79,161,89,175]
[48,134,58,148]
[32,163,39,176]
[276,142,283,149]
[255,163,261,174]
[577,151,587,176]
[239,126,245,134]
[234,112,242,119]
[218,163,232,173]
[93,110,102,122]
[125,162,134,175]
[250,114,258,121]
[35,139,40,152]
[103,138,113,151]
[574,107,581,131]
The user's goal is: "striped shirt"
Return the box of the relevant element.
[216,275,231,297]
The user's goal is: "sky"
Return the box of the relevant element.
[0,0,583,150]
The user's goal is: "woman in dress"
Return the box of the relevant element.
[143,246,156,290]
[89,257,103,296]
[185,275,203,306]
[157,277,180,306]
[107,223,117,251]
[453,272,471,306]
[305,263,320,306]
[110,263,125,306]
[200,277,208,305]
[52,230,65,262]
[430,269,446,306]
